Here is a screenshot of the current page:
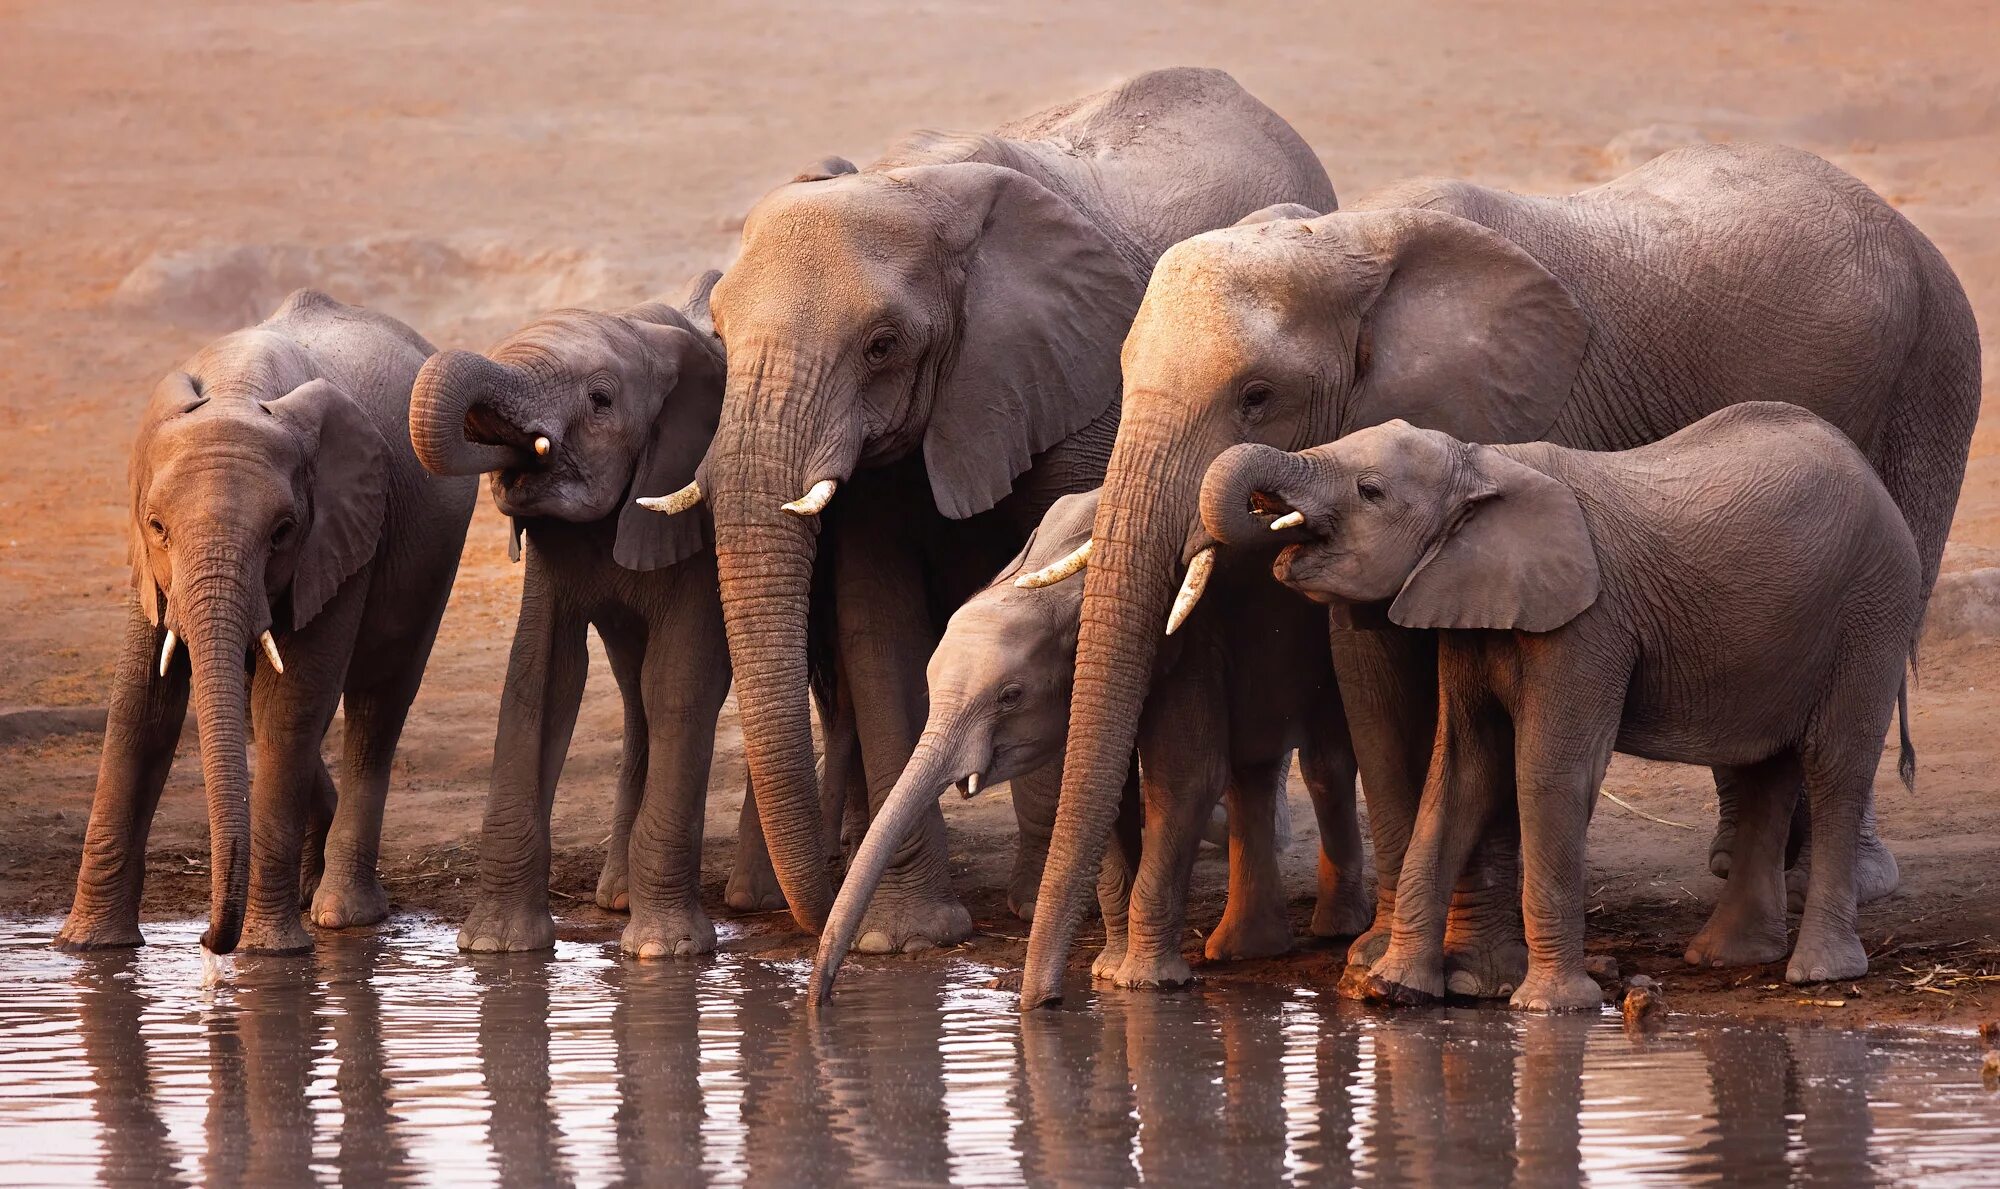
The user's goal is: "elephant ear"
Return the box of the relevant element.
[791,156,858,183]
[674,269,722,337]
[129,370,209,625]
[1340,207,1589,445]
[614,315,724,571]
[1389,445,1599,633]
[896,162,1143,521]
[1236,202,1322,226]
[265,378,390,626]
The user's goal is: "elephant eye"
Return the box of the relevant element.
[997,683,1024,712]
[271,518,297,548]
[1238,381,1274,421]
[587,382,615,412]
[863,329,897,366]
[1358,477,1386,502]
[147,516,167,543]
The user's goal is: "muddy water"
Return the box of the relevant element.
[2,920,1997,1187]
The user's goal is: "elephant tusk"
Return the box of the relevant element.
[1165,547,1216,637]
[158,629,178,678]
[961,773,983,800]
[1269,510,1305,531]
[781,479,838,517]
[259,631,285,675]
[533,435,551,458]
[637,480,703,516]
[1015,539,1093,588]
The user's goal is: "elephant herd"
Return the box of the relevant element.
[56,67,1981,1013]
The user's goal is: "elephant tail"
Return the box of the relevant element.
[1896,675,1917,795]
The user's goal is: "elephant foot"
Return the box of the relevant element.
[310,875,389,930]
[1204,908,1293,963]
[1708,820,1737,879]
[1007,854,1044,924]
[1311,861,1375,940]
[851,889,972,955]
[1684,900,1789,970]
[723,862,787,914]
[237,913,313,956]
[595,853,630,912]
[1442,934,1529,999]
[1113,949,1194,989]
[299,856,325,909]
[1090,942,1129,982]
[621,905,716,959]
[1508,965,1606,1012]
[1363,946,1445,1005]
[1786,837,1899,912]
[1786,927,1868,985]
[458,897,556,953]
[53,910,144,951]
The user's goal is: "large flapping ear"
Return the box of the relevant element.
[673,269,723,337]
[614,307,724,571]
[129,370,209,624]
[1338,207,1588,445]
[1389,445,1599,633]
[894,162,1144,520]
[265,378,390,625]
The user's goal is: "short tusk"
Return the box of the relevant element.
[158,629,178,678]
[1165,547,1216,637]
[259,631,285,675]
[781,479,838,517]
[637,480,703,516]
[1015,539,1093,588]
[1269,510,1305,531]
[533,436,551,458]
[961,773,983,799]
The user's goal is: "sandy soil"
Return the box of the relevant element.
[1,0,1995,1027]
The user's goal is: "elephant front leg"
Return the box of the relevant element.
[1089,764,1141,982]
[1117,681,1230,988]
[459,575,588,953]
[1205,758,1296,963]
[1300,717,1372,940]
[622,630,730,958]
[1007,763,1061,922]
[596,629,650,913]
[1686,755,1796,969]
[241,647,349,954]
[57,602,190,950]
[1506,691,1618,1013]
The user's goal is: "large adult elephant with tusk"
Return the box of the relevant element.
[641,67,1337,948]
[1020,141,1981,1009]
[56,289,476,958]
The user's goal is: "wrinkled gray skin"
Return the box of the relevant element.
[57,290,476,955]
[1025,141,1982,1009]
[812,490,1366,1003]
[407,273,861,956]
[1203,404,1922,1008]
[656,68,1338,951]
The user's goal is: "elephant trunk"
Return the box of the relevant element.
[1200,443,1317,545]
[811,707,979,1004]
[408,349,534,476]
[1021,407,1216,1007]
[177,564,258,955]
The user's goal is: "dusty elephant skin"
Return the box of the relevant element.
[647,67,1339,949]
[407,273,861,957]
[1201,403,1924,1009]
[811,489,1367,1004]
[54,290,477,957]
[1025,141,1982,1009]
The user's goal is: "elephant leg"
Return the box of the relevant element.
[310,660,424,931]
[1708,764,1743,879]
[622,604,731,959]
[57,601,191,949]
[596,626,650,913]
[240,644,349,954]
[1205,756,1295,963]
[1117,672,1229,989]
[1090,762,1142,982]
[1685,754,1796,968]
[725,773,786,913]
[1301,711,1371,939]
[1783,785,1899,911]
[1008,763,1061,922]
[1785,681,1890,985]
[459,568,588,953]
[297,759,336,908]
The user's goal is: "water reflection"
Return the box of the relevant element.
[2,919,1997,1186]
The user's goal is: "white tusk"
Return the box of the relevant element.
[259,631,285,675]
[1015,539,1093,588]
[1165,547,1216,637]
[199,945,232,989]
[781,479,837,517]
[961,773,983,799]
[1269,510,1305,531]
[533,436,551,458]
[637,480,703,516]
[158,629,178,678]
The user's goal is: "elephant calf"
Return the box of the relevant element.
[813,490,1366,1002]
[58,290,476,957]
[1201,402,1920,1010]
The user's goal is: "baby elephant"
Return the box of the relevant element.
[812,489,1366,1003]
[1200,403,1920,1010]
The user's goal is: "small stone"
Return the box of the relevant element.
[1627,974,1660,990]
[1979,1020,1999,1048]
[1983,1050,2000,1089]
[1586,955,1621,981]
[1623,985,1664,1028]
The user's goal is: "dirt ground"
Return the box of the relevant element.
[1,1,1995,1028]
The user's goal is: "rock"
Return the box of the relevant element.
[1586,954,1621,982]
[1925,569,2000,643]
[1621,975,1665,1029]
[1601,124,1708,172]
[1983,1050,2000,1090]
[0,705,109,747]
[1979,1019,1999,1048]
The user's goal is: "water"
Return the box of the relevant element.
[1,920,1996,1187]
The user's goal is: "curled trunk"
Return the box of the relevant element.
[408,350,531,476]
[1199,443,1316,545]
[179,571,255,955]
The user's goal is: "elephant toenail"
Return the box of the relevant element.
[1447,970,1480,996]
[675,939,694,956]
[857,931,892,953]
[902,937,935,954]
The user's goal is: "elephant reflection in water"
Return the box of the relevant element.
[1689,1026,1884,1184]
[73,955,184,1186]
[470,959,578,1188]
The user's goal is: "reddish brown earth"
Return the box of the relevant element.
[0,0,1995,1027]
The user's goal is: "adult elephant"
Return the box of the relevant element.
[1021,142,1981,1008]
[56,289,476,957]
[644,67,1337,946]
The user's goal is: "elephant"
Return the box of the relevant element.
[407,272,856,957]
[55,289,476,957]
[639,67,1338,952]
[1021,140,1981,1008]
[1198,402,1921,1007]
[810,488,1366,1003]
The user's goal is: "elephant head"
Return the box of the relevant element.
[407,271,725,569]
[648,161,1142,933]
[1198,429,1599,629]
[131,356,390,954]
[810,492,1097,1002]
[1022,203,1593,1006]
